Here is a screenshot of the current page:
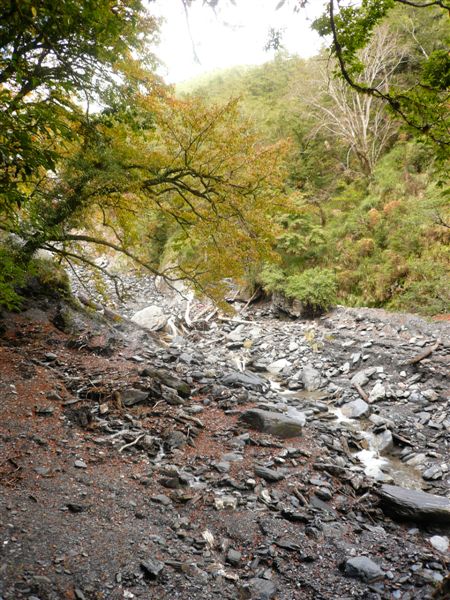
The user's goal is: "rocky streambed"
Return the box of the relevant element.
[0,274,449,600]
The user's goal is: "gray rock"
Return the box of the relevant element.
[266,358,291,375]
[422,465,443,480]
[254,465,285,482]
[368,382,386,403]
[429,535,449,554]
[140,558,164,579]
[222,371,269,392]
[131,305,168,331]
[226,549,242,566]
[141,367,190,397]
[243,578,277,600]
[301,364,322,391]
[74,459,87,469]
[371,430,393,454]
[379,484,450,524]
[341,399,369,418]
[350,367,377,387]
[344,556,384,582]
[239,409,302,438]
[121,388,149,407]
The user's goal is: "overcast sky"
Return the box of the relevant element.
[150,0,324,83]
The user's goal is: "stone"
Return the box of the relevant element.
[422,465,443,480]
[131,305,168,331]
[121,388,149,407]
[221,371,269,392]
[379,484,450,524]
[214,495,238,510]
[429,535,449,554]
[301,364,322,391]
[242,578,277,600]
[140,558,164,579]
[344,556,384,582]
[74,459,87,469]
[371,430,393,454]
[226,549,242,566]
[254,465,285,482]
[368,382,386,403]
[141,367,190,397]
[266,359,291,375]
[341,399,369,419]
[239,409,302,439]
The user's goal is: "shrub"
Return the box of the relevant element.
[285,268,337,316]
[0,247,26,310]
[258,263,285,294]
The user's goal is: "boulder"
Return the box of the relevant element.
[239,408,302,438]
[131,305,168,331]
[379,484,450,524]
[301,364,322,391]
[371,430,394,454]
[341,398,370,418]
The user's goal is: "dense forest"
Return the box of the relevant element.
[1,0,449,315]
[179,4,449,315]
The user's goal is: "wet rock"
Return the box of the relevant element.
[371,430,393,454]
[131,305,168,331]
[341,399,369,418]
[239,409,302,438]
[379,484,450,524]
[222,371,269,392]
[343,556,384,582]
[254,465,285,483]
[301,364,322,391]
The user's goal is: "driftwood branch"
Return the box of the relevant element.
[405,339,441,365]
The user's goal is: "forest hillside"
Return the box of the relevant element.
[178,7,449,316]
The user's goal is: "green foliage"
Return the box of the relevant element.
[0,246,26,310]
[0,244,70,310]
[0,0,157,211]
[258,264,286,294]
[27,257,71,299]
[285,268,337,316]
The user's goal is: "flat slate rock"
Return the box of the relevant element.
[239,408,302,438]
[221,371,269,392]
[379,484,450,524]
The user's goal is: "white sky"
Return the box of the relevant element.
[150,0,325,83]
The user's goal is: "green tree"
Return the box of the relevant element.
[0,0,157,211]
